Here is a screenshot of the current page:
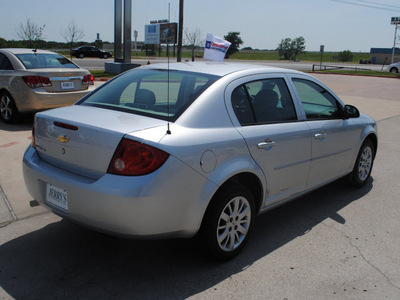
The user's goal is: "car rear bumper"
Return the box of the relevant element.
[14,85,96,113]
[22,145,216,238]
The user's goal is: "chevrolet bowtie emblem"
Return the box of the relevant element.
[57,135,70,143]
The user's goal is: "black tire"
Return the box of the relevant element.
[200,184,255,260]
[390,67,398,73]
[350,139,375,187]
[0,91,19,123]
[79,53,84,59]
[103,54,108,59]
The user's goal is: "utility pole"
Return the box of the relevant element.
[391,17,400,64]
[177,0,184,62]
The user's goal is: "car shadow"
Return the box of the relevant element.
[0,178,373,299]
[0,114,34,132]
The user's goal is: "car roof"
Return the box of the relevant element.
[0,48,59,55]
[140,61,303,77]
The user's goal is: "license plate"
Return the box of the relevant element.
[46,183,68,212]
[61,82,74,90]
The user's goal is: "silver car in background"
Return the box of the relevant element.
[0,48,96,123]
[23,62,377,259]
[387,61,400,73]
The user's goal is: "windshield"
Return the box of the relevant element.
[79,69,220,121]
[16,53,78,69]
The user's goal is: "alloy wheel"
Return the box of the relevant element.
[358,145,372,181]
[0,94,13,121]
[217,196,251,252]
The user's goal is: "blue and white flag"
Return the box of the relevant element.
[204,33,231,62]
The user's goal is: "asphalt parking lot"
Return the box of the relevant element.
[1,74,400,299]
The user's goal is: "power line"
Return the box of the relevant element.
[356,0,400,9]
[330,0,400,12]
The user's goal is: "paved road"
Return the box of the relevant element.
[72,57,387,72]
[0,75,399,299]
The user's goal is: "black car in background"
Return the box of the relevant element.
[71,46,112,59]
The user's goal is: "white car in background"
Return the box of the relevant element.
[0,48,95,123]
[387,61,400,73]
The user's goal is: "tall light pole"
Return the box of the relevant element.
[391,17,400,64]
[177,0,184,62]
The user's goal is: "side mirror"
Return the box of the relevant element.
[343,104,360,119]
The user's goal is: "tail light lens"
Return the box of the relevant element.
[107,138,169,176]
[22,76,52,89]
[82,74,94,85]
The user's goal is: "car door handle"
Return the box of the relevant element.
[314,131,327,140]
[257,139,275,149]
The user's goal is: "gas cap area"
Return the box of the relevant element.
[200,150,217,173]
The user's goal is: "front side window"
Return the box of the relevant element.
[292,78,341,120]
[16,53,78,69]
[80,69,220,121]
[231,78,297,125]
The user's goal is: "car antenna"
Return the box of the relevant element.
[166,33,172,135]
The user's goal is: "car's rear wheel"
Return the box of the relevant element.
[79,53,84,59]
[200,184,255,260]
[103,54,108,59]
[350,139,374,187]
[0,91,19,123]
[390,67,398,73]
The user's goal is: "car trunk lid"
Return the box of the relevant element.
[25,69,91,92]
[34,105,166,179]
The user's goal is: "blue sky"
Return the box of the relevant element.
[1,0,399,52]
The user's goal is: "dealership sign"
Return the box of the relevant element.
[145,24,160,44]
[144,23,177,44]
[391,17,400,25]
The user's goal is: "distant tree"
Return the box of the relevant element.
[224,32,243,57]
[15,19,46,48]
[0,37,8,48]
[242,47,253,51]
[184,28,204,61]
[277,36,306,60]
[292,37,306,60]
[277,38,292,60]
[61,20,85,58]
[338,50,353,62]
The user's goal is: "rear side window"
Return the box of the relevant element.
[0,53,13,70]
[80,69,220,121]
[15,53,78,69]
[231,78,297,125]
[292,78,341,120]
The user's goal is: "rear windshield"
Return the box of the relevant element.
[79,68,220,121]
[16,53,78,69]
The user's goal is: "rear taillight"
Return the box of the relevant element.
[32,120,36,149]
[107,138,169,176]
[82,74,94,85]
[22,76,52,89]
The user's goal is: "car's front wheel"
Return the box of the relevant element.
[200,184,255,260]
[79,53,84,59]
[350,139,375,187]
[103,54,109,59]
[390,67,398,73]
[0,91,19,123]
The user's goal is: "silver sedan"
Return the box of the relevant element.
[23,62,377,259]
[0,48,96,123]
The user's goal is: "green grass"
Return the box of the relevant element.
[312,69,400,78]
[57,48,372,64]
[230,51,371,63]
[89,70,115,78]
